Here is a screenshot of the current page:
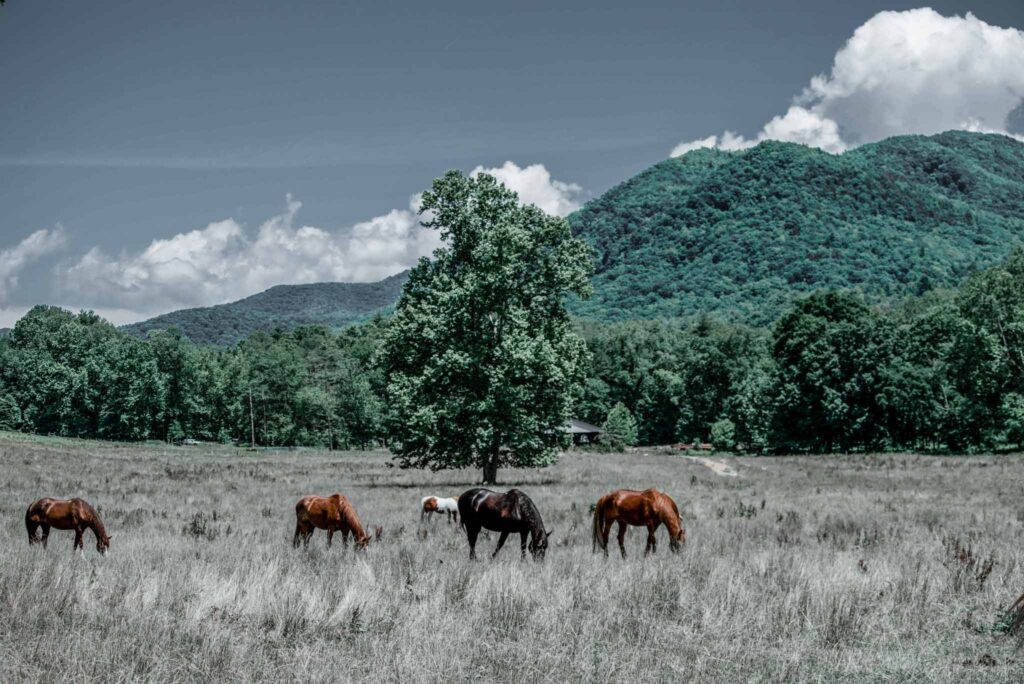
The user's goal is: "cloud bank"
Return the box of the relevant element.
[55,194,441,318]
[0,228,66,304]
[0,162,580,324]
[671,8,1024,156]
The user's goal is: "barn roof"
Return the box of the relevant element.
[565,419,602,435]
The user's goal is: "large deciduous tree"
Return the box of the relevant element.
[770,292,890,453]
[380,170,593,483]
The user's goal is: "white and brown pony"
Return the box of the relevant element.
[420,496,458,523]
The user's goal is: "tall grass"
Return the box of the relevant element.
[1,435,1023,681]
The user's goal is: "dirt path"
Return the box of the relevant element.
[685,456,738,477]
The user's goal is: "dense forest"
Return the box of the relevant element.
[3,248,1024,453]
[569,132,1024,325]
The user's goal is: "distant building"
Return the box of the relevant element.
[670,442,713,452]
[564,419,602,445]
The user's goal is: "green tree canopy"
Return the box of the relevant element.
[770,292,890,452]
[380,170,593,483]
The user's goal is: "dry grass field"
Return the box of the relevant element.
[2,433,1024,682]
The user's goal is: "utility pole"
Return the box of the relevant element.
[248,386,256,449]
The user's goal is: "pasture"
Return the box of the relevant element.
[1,434,1023,682]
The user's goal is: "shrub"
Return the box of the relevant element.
[602,402,638,450]
[710,418,737,451]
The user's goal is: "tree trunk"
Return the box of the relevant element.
[481,445,500,485]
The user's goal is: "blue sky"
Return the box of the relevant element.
[2,1,1024,325]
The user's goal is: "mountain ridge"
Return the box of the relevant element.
[121,271,409,345]
[119,131,1024,342]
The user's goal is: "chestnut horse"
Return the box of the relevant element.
[25,497,112,554]
[293,493,378,549]
[592,488,685,558]
[457,488,552,560]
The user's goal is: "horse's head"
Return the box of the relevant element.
[670,526,686,554]
[356,526,382,550]
[97,533,113,555]
[528,528,553,561]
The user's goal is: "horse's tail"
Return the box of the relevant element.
[592,498,607,553]
[457,494,468,532]
[25,504,38,544]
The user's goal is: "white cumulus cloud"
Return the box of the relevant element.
[470,161,582,216]
[56,195,440,316]
[669,135,719,158]
[671,8,1024,156]
[0,227,66,304]
[52,160,578,320]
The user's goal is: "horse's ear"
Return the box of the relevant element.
[107,534,115,541]
[546,528,553,538]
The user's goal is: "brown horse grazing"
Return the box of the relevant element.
[592,488,685,559]
[25,497,112,554]
[293,494,379,549]
[457,488,552,560]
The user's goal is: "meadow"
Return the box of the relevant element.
[1,433,1024,682]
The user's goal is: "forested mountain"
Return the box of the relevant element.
[122,271,409,345]
[118,131,1024,341]
[568,131,1024,325]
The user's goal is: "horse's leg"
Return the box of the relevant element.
[327,529,334,548]
[303,527,312,549]
[492,531,510,559]
[617,522,628,560]
[73,527,84,553]
[293,522,303,548]
[645,522,659,556]
[466,524,480,560]
[520,530,529,559]
[342,529,350,548]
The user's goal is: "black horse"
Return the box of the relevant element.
[457,488,552,560]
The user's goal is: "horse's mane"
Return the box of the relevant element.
[335,495,367,539]
[77,498,108,538]
[509,490,545,535]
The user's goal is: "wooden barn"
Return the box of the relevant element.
[564,419,602,445]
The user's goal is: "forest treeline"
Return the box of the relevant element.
[2,249,1024,454]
